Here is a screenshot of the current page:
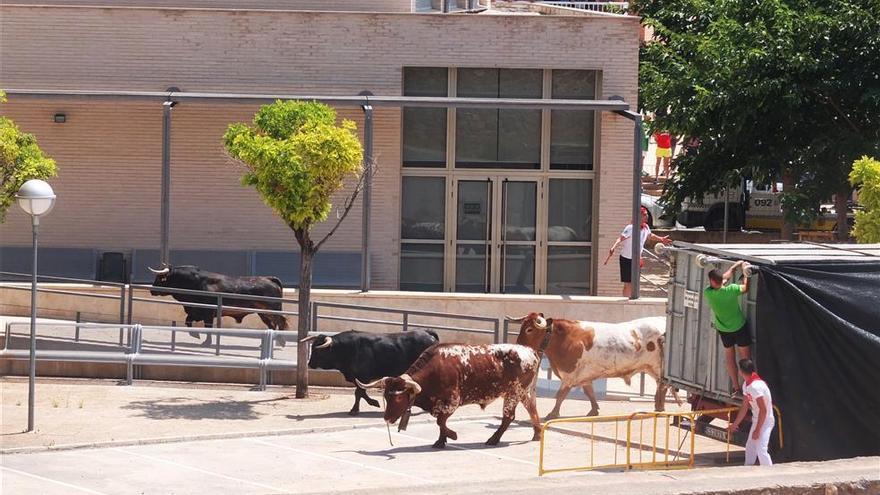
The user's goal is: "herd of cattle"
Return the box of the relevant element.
[150,265,680,449]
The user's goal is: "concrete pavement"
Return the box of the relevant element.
[1,378,877,494]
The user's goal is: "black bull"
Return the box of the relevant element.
[304,329,439,415]
[149,265,288,346]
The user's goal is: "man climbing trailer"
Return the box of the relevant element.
[656,241,880,462]
[703,260,752,395]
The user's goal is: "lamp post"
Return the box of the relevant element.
[15,179,56,432]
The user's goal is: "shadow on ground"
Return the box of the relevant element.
[121,396,288,421]
[351,439,532,460]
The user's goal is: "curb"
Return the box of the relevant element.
[0,413,499,455]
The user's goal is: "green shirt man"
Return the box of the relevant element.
[704,260,753,394]
[703,283,746,332]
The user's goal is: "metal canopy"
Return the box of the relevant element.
[3,87,642,296]
[2,88,630,111]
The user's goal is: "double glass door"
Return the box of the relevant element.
[454,178,538,293]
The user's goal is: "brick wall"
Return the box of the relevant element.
[0,5,638,293]
[3,0,417,12]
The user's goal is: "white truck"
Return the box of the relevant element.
[676,181,848,231]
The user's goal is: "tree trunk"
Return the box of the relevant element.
[780,169,795,241]
[835,187,850,242]
[295,228,313,399]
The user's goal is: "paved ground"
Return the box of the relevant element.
[2,378,877,495]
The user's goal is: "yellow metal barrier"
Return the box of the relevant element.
[538,406,783,476]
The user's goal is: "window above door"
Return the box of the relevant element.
[401,67,599,172]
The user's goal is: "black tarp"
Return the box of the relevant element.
[757,261,880,461]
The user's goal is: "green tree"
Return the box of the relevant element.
[224,100,364,398]
[636,0,880,239]
[0,91,58,222]
[849,156,880,243]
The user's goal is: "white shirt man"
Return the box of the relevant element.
[604,206,672,297]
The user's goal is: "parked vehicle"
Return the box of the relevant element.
[676,181,853,231]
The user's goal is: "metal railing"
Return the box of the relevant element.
[312,301,502,342]
[538,406,783,475]
[126,283,300,356]
[0,321,298,390]
[541,1,629,13]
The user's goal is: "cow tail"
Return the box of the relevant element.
[267,277,288,331]
[426,330,440,342]
[277,315,289,331]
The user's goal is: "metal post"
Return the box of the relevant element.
[311,302,319,335]
[723,185,730,243]
[215,295,222,356]
[630,115,643,299]
[402,312,409,333]
[27,217,39,432]
[160,100,175,266]
[75,311,81,342]
[360,95,374,292]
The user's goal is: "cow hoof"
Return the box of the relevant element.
[587,409,599,417]
[446,430,458,441]
[201,340,213,347]
[276,339,286,348]
[485,436,500,446]
[366,398,380,408]
[348,409,359,416]
[531,432,542,442]
[189,332,200,339]
[432,440,446,449]
[544,412,560,421]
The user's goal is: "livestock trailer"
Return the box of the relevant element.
[659,242,880,461]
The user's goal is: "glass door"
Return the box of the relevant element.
[499,180,538,293]
[455,179,493,292]
[452,177,538,293]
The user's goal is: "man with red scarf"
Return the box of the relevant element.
[729,358,775,466]
[604,206,672,297]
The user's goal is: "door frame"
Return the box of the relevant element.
[447,175,545,293]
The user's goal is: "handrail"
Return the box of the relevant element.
[1,322,297,388]
[128,283,299,306]
[538,406,783,476]
[313,301,498,322]
[0,271,127,288]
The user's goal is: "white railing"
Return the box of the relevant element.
[541,1,629,13]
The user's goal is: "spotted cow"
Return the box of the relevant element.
[514,313,681,419]
[358,343,541,449]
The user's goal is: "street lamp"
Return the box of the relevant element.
[15,179,56,432]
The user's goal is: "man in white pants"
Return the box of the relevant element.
[729,358,775,465]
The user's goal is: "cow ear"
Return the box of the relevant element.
[539,312,545,318]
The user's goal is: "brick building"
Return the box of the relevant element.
[0,0,640,296]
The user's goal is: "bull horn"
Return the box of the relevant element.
[356,377,387,389]
[400,374,422,395]
[505,315,528,322]
[314,336,332,349]
[148,266,170,274]
[535,316,548,329]
[299,335,319,344]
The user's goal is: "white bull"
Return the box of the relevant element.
[514,313,682,419]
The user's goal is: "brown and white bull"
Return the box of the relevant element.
[514,312,681,419]
[357,343,542,449]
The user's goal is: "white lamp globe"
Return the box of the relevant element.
[15,179,56,217]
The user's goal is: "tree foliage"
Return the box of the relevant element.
[0,91,58,222]
[636,0,880,226]
[224,100,363,231]
[224,100,364,398]
[849,156,880,243]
